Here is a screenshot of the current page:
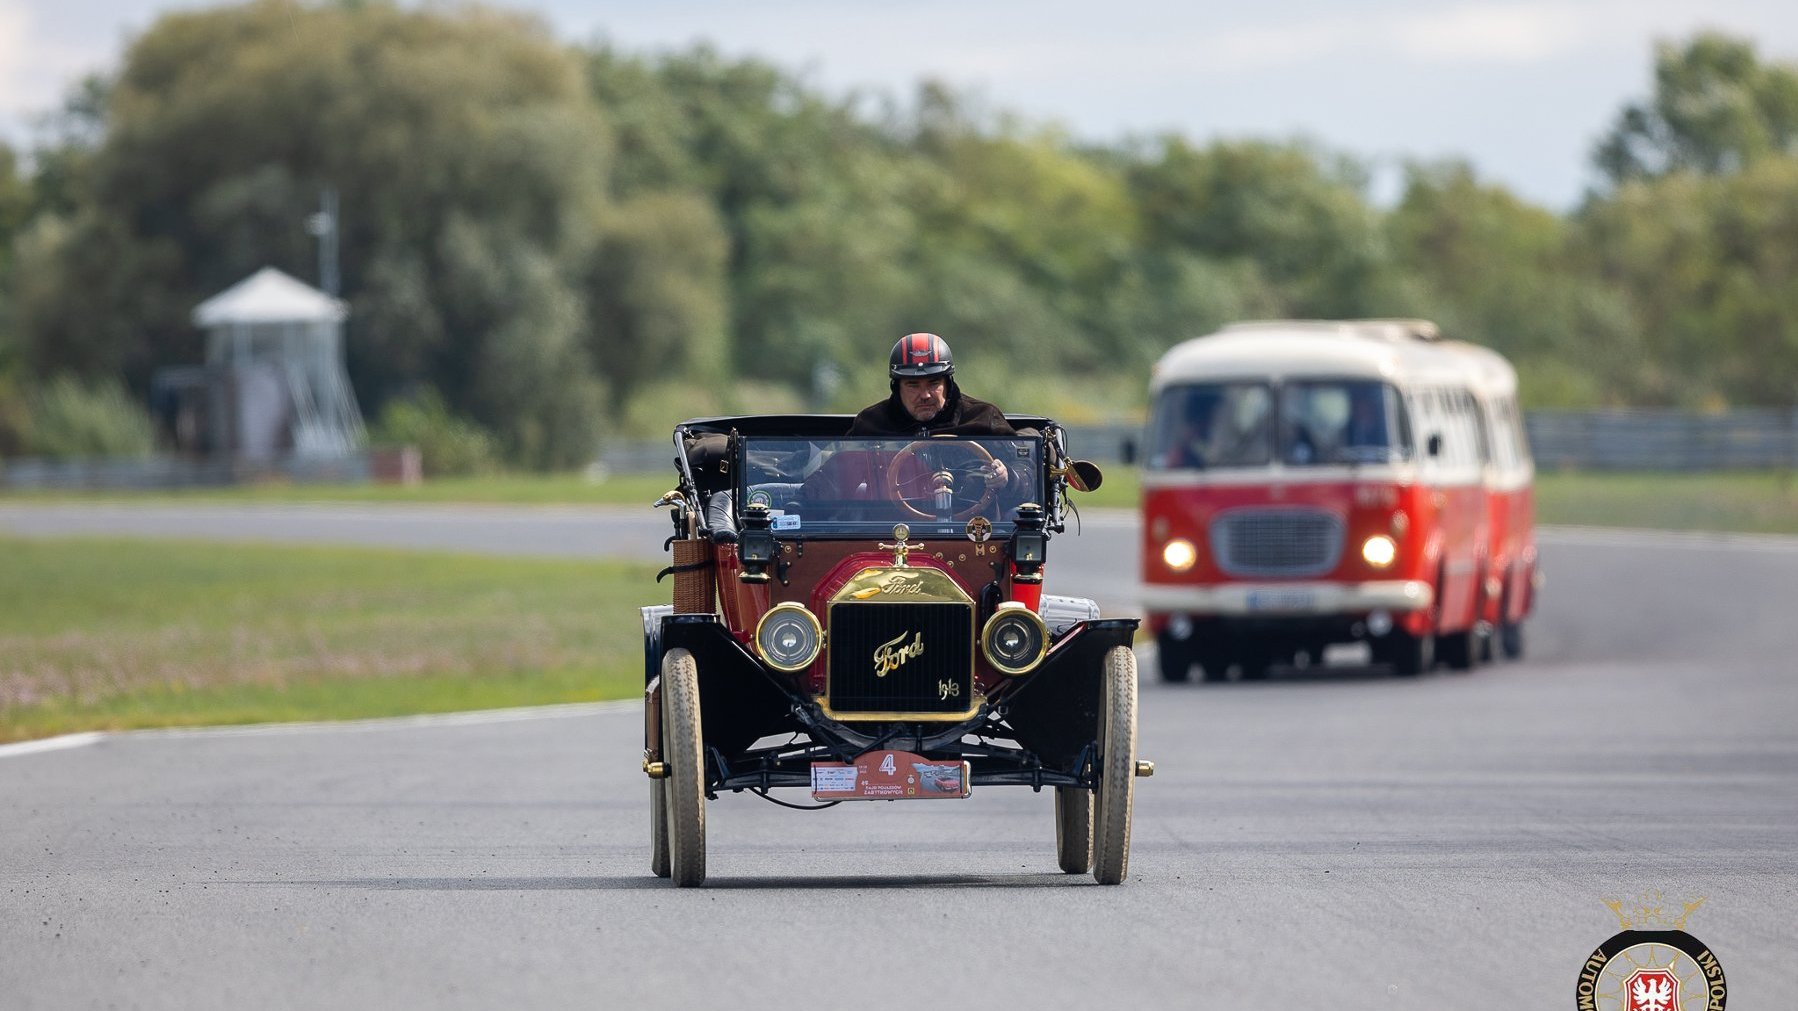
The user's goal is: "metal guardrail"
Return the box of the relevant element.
[0,453,375,490]
[596,415,1798,474]
[8,412,1796,489]
[1524,410,1798,472]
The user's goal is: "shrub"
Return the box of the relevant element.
[21,375,156,459]
[370,388,501,477]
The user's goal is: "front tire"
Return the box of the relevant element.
[1091,646,1138,885]
[1054,787,1092,874]
[661,648,706,887]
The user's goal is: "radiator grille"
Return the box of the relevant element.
[826,601,974,718]
[1210,508,1344,577]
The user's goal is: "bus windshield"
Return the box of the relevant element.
[1148,380,1411,470]
[1281,380,1412,465]
[1146,382,1274,470]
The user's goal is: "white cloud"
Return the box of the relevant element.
[1392,3,1589,62]
[1191,3,1598,73]
[0,0,29,112]
[0,0,114,138]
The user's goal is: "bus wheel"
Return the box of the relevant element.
[1155,630,1191,683]
[1239,650,1272,681]
[1500,621,1525,660]
[1390,630,1433,676]
[1439,626,1477,671]
[1195,645,1229,683]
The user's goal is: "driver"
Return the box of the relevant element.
[849,333,1016,437]
[849,333,1015,486]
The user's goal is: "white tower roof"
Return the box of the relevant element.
[193,267,346,327]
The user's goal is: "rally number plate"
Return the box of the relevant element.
[811,750,970,801]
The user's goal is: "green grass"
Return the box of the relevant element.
[1533,469,1798,535]
[0,471,681,506]
[1084,468,1798,534]
[16,466,1798,534]
[0,537,658,743]
[12,464,1798,532]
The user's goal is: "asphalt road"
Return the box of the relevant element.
[2,504,1795,1009]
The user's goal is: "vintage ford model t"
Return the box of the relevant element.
[640,415,1148,886]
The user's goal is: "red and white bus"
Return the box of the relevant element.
[1139,319,1537,681]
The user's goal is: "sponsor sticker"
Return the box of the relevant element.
[811,750,969,801]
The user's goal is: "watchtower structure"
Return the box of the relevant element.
[189,267,364,459]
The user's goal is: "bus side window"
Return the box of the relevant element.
[1468,391,1492,466]
[1387,385,1415,458]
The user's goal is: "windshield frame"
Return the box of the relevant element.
[734,433,1047,538]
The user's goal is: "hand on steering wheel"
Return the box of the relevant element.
[885,440,1002,521]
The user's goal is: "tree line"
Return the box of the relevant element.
[1,1,1796,469]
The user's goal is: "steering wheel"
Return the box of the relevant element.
[885,440,1002,521]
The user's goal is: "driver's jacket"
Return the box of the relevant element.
[847,388,1016,437]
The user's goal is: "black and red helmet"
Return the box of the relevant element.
[889,333,954,380]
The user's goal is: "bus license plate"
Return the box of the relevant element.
[1246,589,1316,613]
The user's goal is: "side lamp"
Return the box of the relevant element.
[738,503,775,583]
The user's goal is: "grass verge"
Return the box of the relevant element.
[0,537,657,743]
[1533,469,1798,535]
[12,467,1798,533]
[0,471,680,507]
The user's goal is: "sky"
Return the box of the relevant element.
[4,0,1798,209]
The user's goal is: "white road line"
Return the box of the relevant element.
[1539,525,1798,552]
[0,701,640,758]
[0,732,106,759]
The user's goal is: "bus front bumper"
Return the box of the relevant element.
[1140,580,1433,617]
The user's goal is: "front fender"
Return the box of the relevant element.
[1000,618,1140,773]
[657,614,806,763]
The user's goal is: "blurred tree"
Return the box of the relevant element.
[578,190,730,418]
[1125,137,1405,319]
[909,114,1141,372]
[584,46,929,394]
[1389,161,1645,404]
[1595,32,1798,186]
[1580,161,1798,407]
[9,0,649,468]
[0,144,29,379]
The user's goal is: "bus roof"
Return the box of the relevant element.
[1151,318,1517,396]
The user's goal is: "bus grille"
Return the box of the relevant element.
[1210,508,1344,577]
[827,601,973,718]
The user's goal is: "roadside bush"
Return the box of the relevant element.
[370,388,501,477]
[0,376,32,457]
[21,375,156,459]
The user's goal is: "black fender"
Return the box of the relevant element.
[656,614,806,763]
[999,618,1140,774]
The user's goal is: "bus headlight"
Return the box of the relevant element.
[982,602,1048,675]
[1361,534,1397,568]
[754,602,823,672]
[1162,538,1198,572]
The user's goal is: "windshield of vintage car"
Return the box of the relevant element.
[735,435,1044,537]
